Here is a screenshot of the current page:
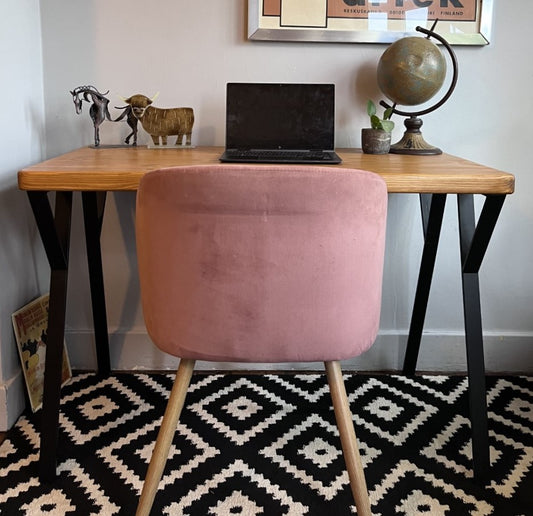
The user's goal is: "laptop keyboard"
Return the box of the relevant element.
[228,150,334,162]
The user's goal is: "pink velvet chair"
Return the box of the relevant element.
[135,164,388,516]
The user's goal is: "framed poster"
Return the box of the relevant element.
[248,0,493,45]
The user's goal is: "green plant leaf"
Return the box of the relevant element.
[370,114,381,130]
[381,120,394,132]
[367,100,376,117]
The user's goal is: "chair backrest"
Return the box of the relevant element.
[136,164,387,363]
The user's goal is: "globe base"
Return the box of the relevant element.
[390,116,442,155]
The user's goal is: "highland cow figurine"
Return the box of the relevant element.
[122,94,194,146]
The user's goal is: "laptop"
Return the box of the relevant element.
[219,83,342,164]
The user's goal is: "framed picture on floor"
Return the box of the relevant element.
[12,294,72,412]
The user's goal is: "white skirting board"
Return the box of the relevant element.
[2,331,531,430]
[63,330,533,374]
[0,371,26,432]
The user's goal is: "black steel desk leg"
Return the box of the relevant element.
[27,191,73,482]
[458,193,506,484]
[403,193,447,374]
[82,192,111,375]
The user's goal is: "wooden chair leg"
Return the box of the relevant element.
[325,361,372,516]
[136,358,196,516]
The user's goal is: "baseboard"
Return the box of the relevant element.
[0,371,26,432]
[1,330,530,430]
[64,329,533,374]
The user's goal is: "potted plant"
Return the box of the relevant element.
[361,100,395,154]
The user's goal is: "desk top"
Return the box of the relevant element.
[18,146,515,195]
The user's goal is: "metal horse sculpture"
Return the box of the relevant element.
[70,85,113,147]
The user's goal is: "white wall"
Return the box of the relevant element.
[38,0,533,374]
[2,1,532,428]
[0,0,46,430]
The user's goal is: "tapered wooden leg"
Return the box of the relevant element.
[136,359,196,516]
[325,361,372,516]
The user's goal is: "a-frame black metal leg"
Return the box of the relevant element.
[27,191,73,482]
[402,194,447,374]
[458,193,506,483]
[82,192,110,375]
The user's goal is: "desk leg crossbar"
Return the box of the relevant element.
[403,192,506,483]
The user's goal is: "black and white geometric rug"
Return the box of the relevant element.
[0,372,532,515]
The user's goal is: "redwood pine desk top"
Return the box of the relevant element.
[18,146,515,195]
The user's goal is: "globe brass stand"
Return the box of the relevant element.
[390,115,442,155]
[381,25,458,156]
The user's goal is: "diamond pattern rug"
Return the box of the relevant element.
[0,372,532,515]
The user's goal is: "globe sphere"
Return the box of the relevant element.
[377,36,446,106]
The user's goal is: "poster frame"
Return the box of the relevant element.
[248,0,493,45]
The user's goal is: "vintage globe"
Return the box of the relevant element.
[377,36,446,107]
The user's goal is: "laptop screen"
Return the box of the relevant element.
[225,83,335,151]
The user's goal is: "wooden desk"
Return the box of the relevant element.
[19,146,514,194]
[19,146,515,483]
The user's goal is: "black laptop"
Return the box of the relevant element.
[219,83,341,164]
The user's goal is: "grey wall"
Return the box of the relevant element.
[2,1,532,427]
[0,0,46,430]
